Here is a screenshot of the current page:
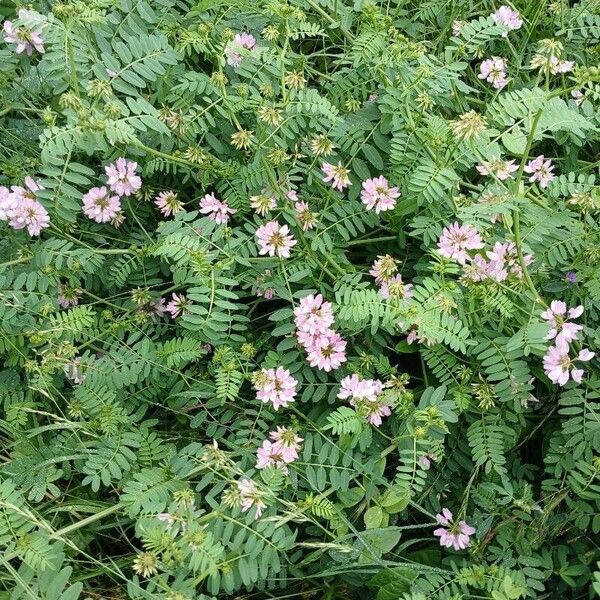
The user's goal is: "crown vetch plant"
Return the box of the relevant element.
[1,0,600,598]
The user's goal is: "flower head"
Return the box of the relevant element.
[437,222,485,265]
[225,32,256,68]
[451,111,487,140]
[154,190,183,217]
[237,478,266,519]
[269,426,303,462]
[253,366,298,410]
[524,155,555,188]
[57,284,81,308]
[360,176,400,213]
[543,339,594,386]
[540,301,584,344]
[452,20,464,36]
[9,198,50,236]
[199,193,236,224]
[255,220,297,258]
[379,274,413,300]
[491,6,523,33]
[250,193,277,216]
[82,186,122,223]
[105,158,142,196]
[322,162,351,191]
[433,508,476,550]
[3,10,45,55]
[166,293,188,318]
[304,330,347,372]
[256,440,289,471]
[294,201,318,231]
[476,157,518,180]
[369,255,399,284]
[337,374,390,426]
[310,134,335,157]
[478,57,509,89]
[294,294,334,335]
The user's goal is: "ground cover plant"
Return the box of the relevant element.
[1,0,600,598]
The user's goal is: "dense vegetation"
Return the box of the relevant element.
[1,0,600,598]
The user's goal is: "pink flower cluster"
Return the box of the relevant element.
[462,241,533,283]
[166,293,188,318]
[433,508,476,551]
[541,301,583,344]
[478,57,509,89]
[541,301,594,386]
[155,190,183,217]
[369,256,413,300]
[322,162,351,191]
[437,222,485,265]
[199,193,236,224]
[360,176,400,214]
[224,32,256,69]
[338,374,391,426]
[81,158,142,223]
[491,6,523,34]
[476,157,518,180]
[295,200,318,231]
[82,187,121,223]
[0,177,49,236]
[294,294,347,371]
[254,366,298,410]
[238,478,266,519]
[105,158,142,197]
[255,220,297,258]
[256,426,303,472]
[3,9,44,55]
[524,155,555,188]
[548,56,574,75]
[477,159,518,181]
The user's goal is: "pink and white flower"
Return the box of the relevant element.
[256,440,290,471]
[524,155,555,188]
[294,294,335,335]
[155,190,183,217]
[105,158,142,197]
[379,274,413,300]
[476,158,518,180]
[199,193,236,224]
[224,32,256,69]
[540,301,584,344]
[82,186,121,223]
[269,426,303,462]
[3,10,44,55]
[337,374,391,426]
[294,201,318,231]
[321,162,352,191]
[543,339,594,386]
[166,293,188,318]
[250,193,276,216]
[491,6,523,34]
[254,366,298,410]
[255,220,297,258]
[434,508,476,550]
[478,57,509,89]
[360,176,400,213]
[304,330,347,372]
[237,478,266,519]
[437,222,485,265]
[9,198,50,236]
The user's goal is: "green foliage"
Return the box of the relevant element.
[1,0,600,598]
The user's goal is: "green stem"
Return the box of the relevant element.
[511,108,545,306]
[347,235,396,246]
[51,503,122,538]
